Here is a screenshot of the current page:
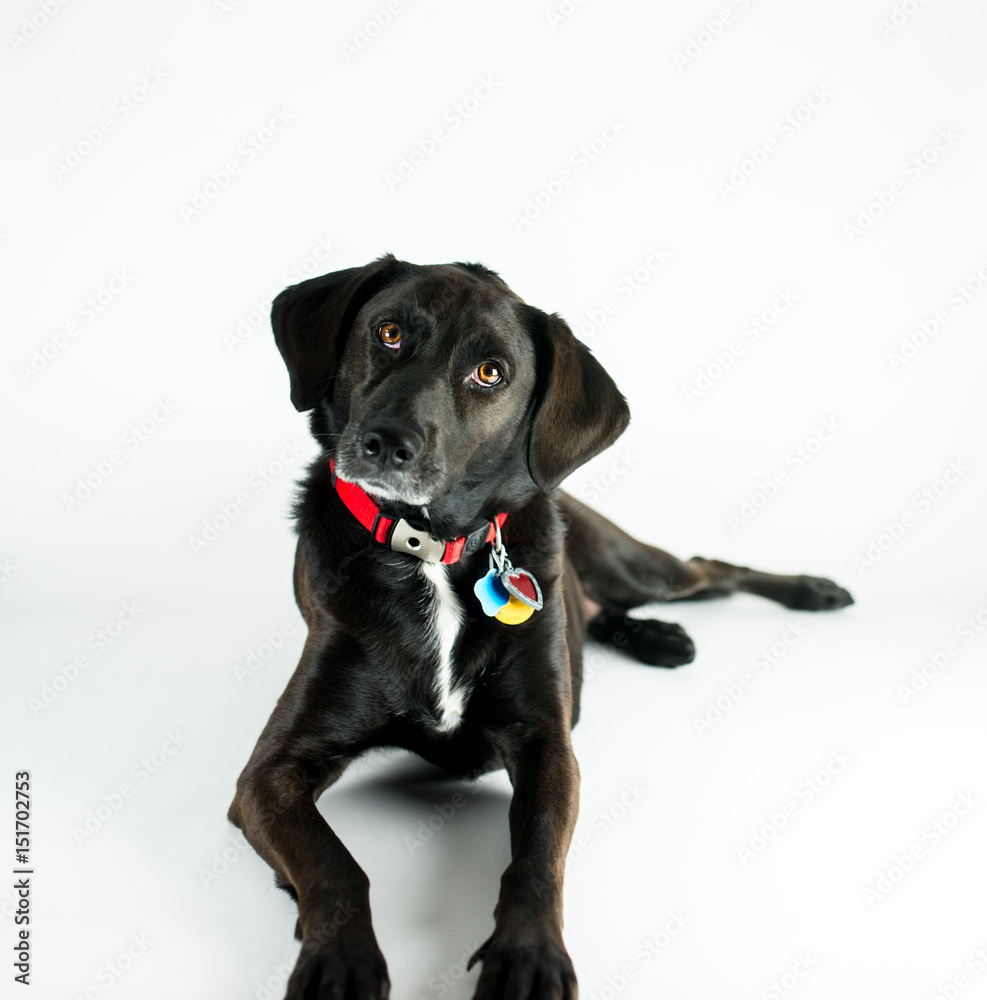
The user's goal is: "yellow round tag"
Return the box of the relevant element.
[494,595,535,625]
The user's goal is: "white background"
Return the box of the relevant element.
[3,1,987,998]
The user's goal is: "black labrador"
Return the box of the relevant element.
[228,255,853,1000]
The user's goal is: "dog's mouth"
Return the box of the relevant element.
[333,454,438,508]
[348,472,432,506]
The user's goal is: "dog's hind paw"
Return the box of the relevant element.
[627,618,696,667]
[781,575,855,612]
[589,614,696,667]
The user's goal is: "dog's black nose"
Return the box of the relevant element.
[361,423,423,470]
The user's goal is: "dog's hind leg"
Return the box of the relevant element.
[559,492,854,611]
[559,493,853,666]
[673,557,855,611]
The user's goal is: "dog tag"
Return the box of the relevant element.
[495,595,535,625]
[474,569,511,617]
[481,523,542,625]
[499,569,543,611]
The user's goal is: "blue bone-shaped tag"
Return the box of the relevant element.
[474,569,511,616]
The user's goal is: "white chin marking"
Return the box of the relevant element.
[420,562,467,733]
[354,479,431,505]
[332,460,431,505]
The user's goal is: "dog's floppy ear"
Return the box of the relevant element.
[271,255,403,411]
[524,306,630,491]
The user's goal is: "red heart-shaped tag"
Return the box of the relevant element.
[508,572,538,603]
[500,568,543,610]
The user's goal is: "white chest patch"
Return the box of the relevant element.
[419,562,467,733]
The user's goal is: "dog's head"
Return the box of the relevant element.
[272,255,628,521]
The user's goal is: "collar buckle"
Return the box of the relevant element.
[389,518,447,563]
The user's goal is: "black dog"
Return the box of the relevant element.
[229,255,853,1000]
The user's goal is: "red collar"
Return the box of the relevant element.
[329,458,507,565]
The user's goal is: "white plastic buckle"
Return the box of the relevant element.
[389,518,446,563]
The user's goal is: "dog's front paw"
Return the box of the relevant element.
[468,933,577,1000]
[285,932,390,1000]
[783,575,855,611]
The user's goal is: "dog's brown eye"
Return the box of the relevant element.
[471,362,502,386]
[378,322,401,348]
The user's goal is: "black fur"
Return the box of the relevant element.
[229,257,853,1000]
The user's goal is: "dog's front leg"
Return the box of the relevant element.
[230,751,389,999]
[229,639,390,1000]
[470,720,580,1000]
